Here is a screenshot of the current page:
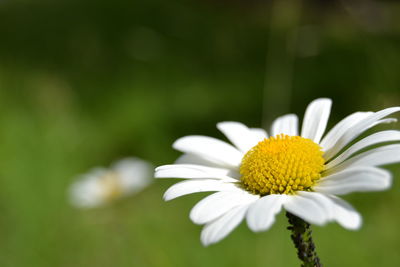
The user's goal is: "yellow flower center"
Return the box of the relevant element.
[240,134,325,195]
[100,172,124,201]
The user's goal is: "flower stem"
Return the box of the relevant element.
[286,212,322,267]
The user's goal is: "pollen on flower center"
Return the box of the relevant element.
[240,134,325,195]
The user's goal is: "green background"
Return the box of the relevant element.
[0,0,399,266]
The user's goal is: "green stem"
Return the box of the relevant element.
[286,212,322,267]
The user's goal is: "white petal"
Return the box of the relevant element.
[163,179,239,201]
[250,128,268,140]
[371,118,398,126]
[69,178,104,208]
[155,164,240,180]
[315,167,392,195]
[324,117,395,159]
[175,153,223,168]
[326,130,400,169]
[320,112,373,152]
[297,191,335,218]
[323,107,400,160]
[69,168,109,208]
[271,114,299,137]
[112,158,153,193]
[246,194,285,232]
[289,192,362,230]
[325,195,362,230]
[298,192,361,230]
[301,98,332,143]
[190,190,259,225]
[217,121,264,153]
[283,192,331,225]
[326,144,400,174]
[200,205,248,246]
[173,135,243,168]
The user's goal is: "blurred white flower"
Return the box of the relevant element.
[69,158,153,208]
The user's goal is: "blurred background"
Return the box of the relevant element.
[0,0,400,266]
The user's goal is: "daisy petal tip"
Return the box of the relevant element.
[385,118,398,124]
[316,97,332,104]
[309,98,332,108]
[154,167,178,179]
[341,214,362,231]
[200,226,227,247]
[216,121,238,128]
[381,107,400,118]
[154,165,167,172]
[311,219,329,227]
[162,183,189,201]
[247,222,270,233]
[380,169,393,189]
[302,98,333,143]
[153,170,164,179]
[171,136,187,150]
[189,210,204,225]
[200,235,213,247]
[162,192,173,201]
[200,227,216,247]
[172,135,200,150]
[370,168,393,191]
[245,219,259,232]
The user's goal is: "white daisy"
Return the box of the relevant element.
[70,157,153,208]
[155,98,400,246]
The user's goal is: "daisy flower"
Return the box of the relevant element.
[70,157,153,208]
[155,98,400,246]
